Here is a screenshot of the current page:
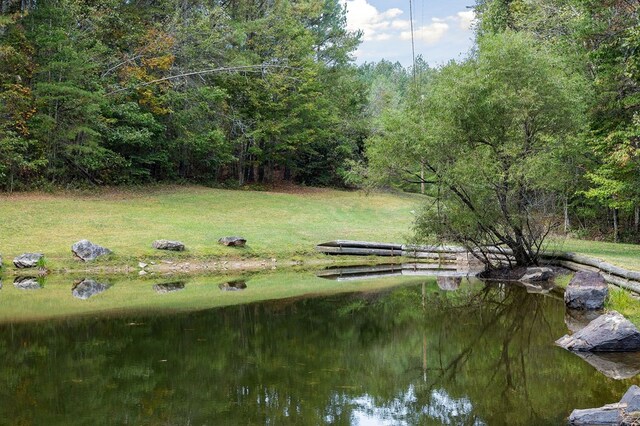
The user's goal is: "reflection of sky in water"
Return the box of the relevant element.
[344,386,485,425]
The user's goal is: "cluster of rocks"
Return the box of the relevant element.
[0,235,247,270]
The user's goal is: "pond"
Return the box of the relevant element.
[0,268,635,425]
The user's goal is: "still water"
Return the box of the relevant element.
[0,270,636,425]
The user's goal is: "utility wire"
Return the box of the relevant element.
[409,0,416,82]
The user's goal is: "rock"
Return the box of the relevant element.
[219,281,247,291]
[218,236,246,247]
[13,253,44,268]
[556,311,640,352]
[72,279,110,300]
[72,240,112,261]
[152,240,185,251]
[572,352,640,380]
[153,282,185,294]
[565,271,609,310]
[13,277,41,290]
[569,405,621,425]
[138,262,148,269]
[139,270,147,276]
[437,276,461,291]
[565,309,602,334]
[519,267,554,282]
[568,386,640,425]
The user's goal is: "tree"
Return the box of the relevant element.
[372,32,587,266]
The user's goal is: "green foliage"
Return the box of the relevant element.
[0,0,365,189]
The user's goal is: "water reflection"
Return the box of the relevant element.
[153,281,185,294]
[317,263,463,281]
[72,279,110,300]
[13,276,41,290]
[219,280,247,291]
[0,279,632,425]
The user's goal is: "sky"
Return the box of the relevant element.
[344,0,476,67]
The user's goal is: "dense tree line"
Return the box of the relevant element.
[367,0,640,253]
[0,0,366,190]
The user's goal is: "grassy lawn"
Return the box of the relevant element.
[549,238,640,272]
[0,185,420,271]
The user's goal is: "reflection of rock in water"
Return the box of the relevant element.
[14,277,41,290]
[437,276,462,291]
[154,282,185,294]
[0,280,2,290]
[573,351,640,380]
[219,281,247,291]
[565,309,602,334]
[72,279,110,300]
[519,280,555,294]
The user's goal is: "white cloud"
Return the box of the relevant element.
[345,0,406,42]
[400,21,450,45]
[456,10,476,30]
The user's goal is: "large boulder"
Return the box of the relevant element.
[72,279,110,300]
[565,271,609,310]
[13,277,41,290]
[520,267,554,282]
[13,253,44,268]
[556,311,640,352]
[153,282,185,294]
[569,386,640,425]
[72,240,112,261]
[152,240,185,251]
[218,236,246,247]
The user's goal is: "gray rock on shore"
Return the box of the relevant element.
[13,253,44,268]
[152,240,185,251]
[569,385,640,425]
[72,240,112,261]
[218,236,246,247]
[565,271,608,310]
[219,281,247,291]
[556,311,640,352]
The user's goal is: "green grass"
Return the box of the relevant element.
[0,271,432,323]
[0,185,419,271]
[607,287,640,326]
[549,238,640,272]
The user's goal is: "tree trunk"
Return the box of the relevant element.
[635,205,639,235]
[420,161,425,195]
[564,195,570,233]
[613,208,619,243]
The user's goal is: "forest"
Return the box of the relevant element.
[0,0,639,246]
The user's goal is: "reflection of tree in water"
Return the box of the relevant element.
[0,280,632,425]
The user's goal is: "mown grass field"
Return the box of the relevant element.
[1,185,639,273]
[0,185,420,271]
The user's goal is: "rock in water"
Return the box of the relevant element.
[568,385,640,425]
[520,267,554,282]
[72,279,110,300]
[72,240,112,261]
[218,236,246,247]
[153,282,185,294]
[13,277,41,290]
[152,240,185,251]
[565,271,608,310]
[13,253,44,268]
[556,311,640,352]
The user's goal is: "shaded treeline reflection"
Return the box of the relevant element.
[0,280,633,425]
